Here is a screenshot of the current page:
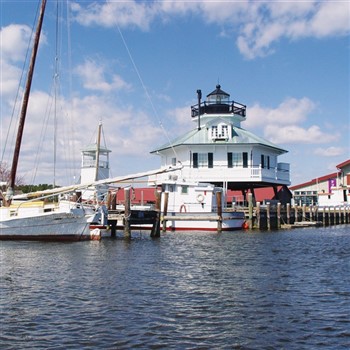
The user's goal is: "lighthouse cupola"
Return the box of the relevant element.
[191,84,246,127]
[207,84,230,104]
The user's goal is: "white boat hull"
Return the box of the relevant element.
[0,208,99,241]
[164,212,245,231]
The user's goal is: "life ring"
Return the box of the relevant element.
[197,194,205,203]
[180,204,187,213]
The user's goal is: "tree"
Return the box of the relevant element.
[0,161,25,189]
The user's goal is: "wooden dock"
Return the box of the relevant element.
[103,189,350,238]
[244,193,350,230]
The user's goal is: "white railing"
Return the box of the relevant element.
[149,164,290,185]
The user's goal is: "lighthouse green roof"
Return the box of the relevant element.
[151,124,287,154]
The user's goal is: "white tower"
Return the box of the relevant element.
[80,122,111,202]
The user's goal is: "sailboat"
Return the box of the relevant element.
[0,0,99,241]
[0,0,182,241]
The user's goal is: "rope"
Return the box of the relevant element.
[111,7,179,160]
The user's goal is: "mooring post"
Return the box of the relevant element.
[286,203,290,225]
[248,193,253,229]
[216,191,222,232]
[256,202,260,229]
[267,203,271,230]
[302,204,306,221]
[277,202,281,229]
[310,205,313,222]
[315,205,319,222]
[322,207,326,226]
[111,191,117,237]
[162,192,169,232]
[151,191,161,238]
[124,188,131,238]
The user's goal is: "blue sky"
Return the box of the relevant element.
[1,0,349,187]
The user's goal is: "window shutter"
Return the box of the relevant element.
[243,152,248,168]
[208,153,213,168]
[193,153,198,168]
[227,152,233,168]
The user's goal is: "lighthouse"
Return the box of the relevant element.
[149,84,291,204]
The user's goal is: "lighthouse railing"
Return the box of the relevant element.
[191,100,246,118]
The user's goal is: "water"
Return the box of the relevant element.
[1,225,349,349]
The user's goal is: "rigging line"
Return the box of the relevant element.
[29,79,55,186]
[112,17,179,160]
[53,0,62,187]
[1,0,41,166]
[65,0,78,181]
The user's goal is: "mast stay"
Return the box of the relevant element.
[5,0,47,206]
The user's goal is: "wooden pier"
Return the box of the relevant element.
[245,193,350,230]
[103,189,349,238]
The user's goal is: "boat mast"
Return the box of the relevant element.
[6,0,47,206]
[94,122,102,182]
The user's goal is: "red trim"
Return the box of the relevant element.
[336,159,350,169]
[290,172,340,190]
[0,234,99,242]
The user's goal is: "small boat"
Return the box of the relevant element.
[160,178,245,231]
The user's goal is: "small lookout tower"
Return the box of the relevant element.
[80,122,111,202]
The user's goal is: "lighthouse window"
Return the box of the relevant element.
[211,126,218,139]
[221,125,228,138]
[211,124,230,140]
[232,153,242,167]
[198,153,208,167]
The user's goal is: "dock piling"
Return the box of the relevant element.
[216,191,222,232]
[124,188,131,238]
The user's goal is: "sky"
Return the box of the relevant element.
[1,0,349,187]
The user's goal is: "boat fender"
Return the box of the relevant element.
[197,194,205,203]
[180,204,187,213]
[242,221,249,229]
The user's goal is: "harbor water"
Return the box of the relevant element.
[1,225,349,349]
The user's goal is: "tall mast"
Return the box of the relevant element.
[94,122,102,182]
[6,0,47,205]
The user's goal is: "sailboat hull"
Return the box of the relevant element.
[0,211,100,241]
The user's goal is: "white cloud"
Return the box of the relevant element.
[71,1,350,59]
[264,124,339,144]
[244,96,342,145]
[71,1,157,30]
[237,1,350,59]
[0,24,32,62]
[314,146,346,157]
[246,97,316,128]
[75,59,131,92]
